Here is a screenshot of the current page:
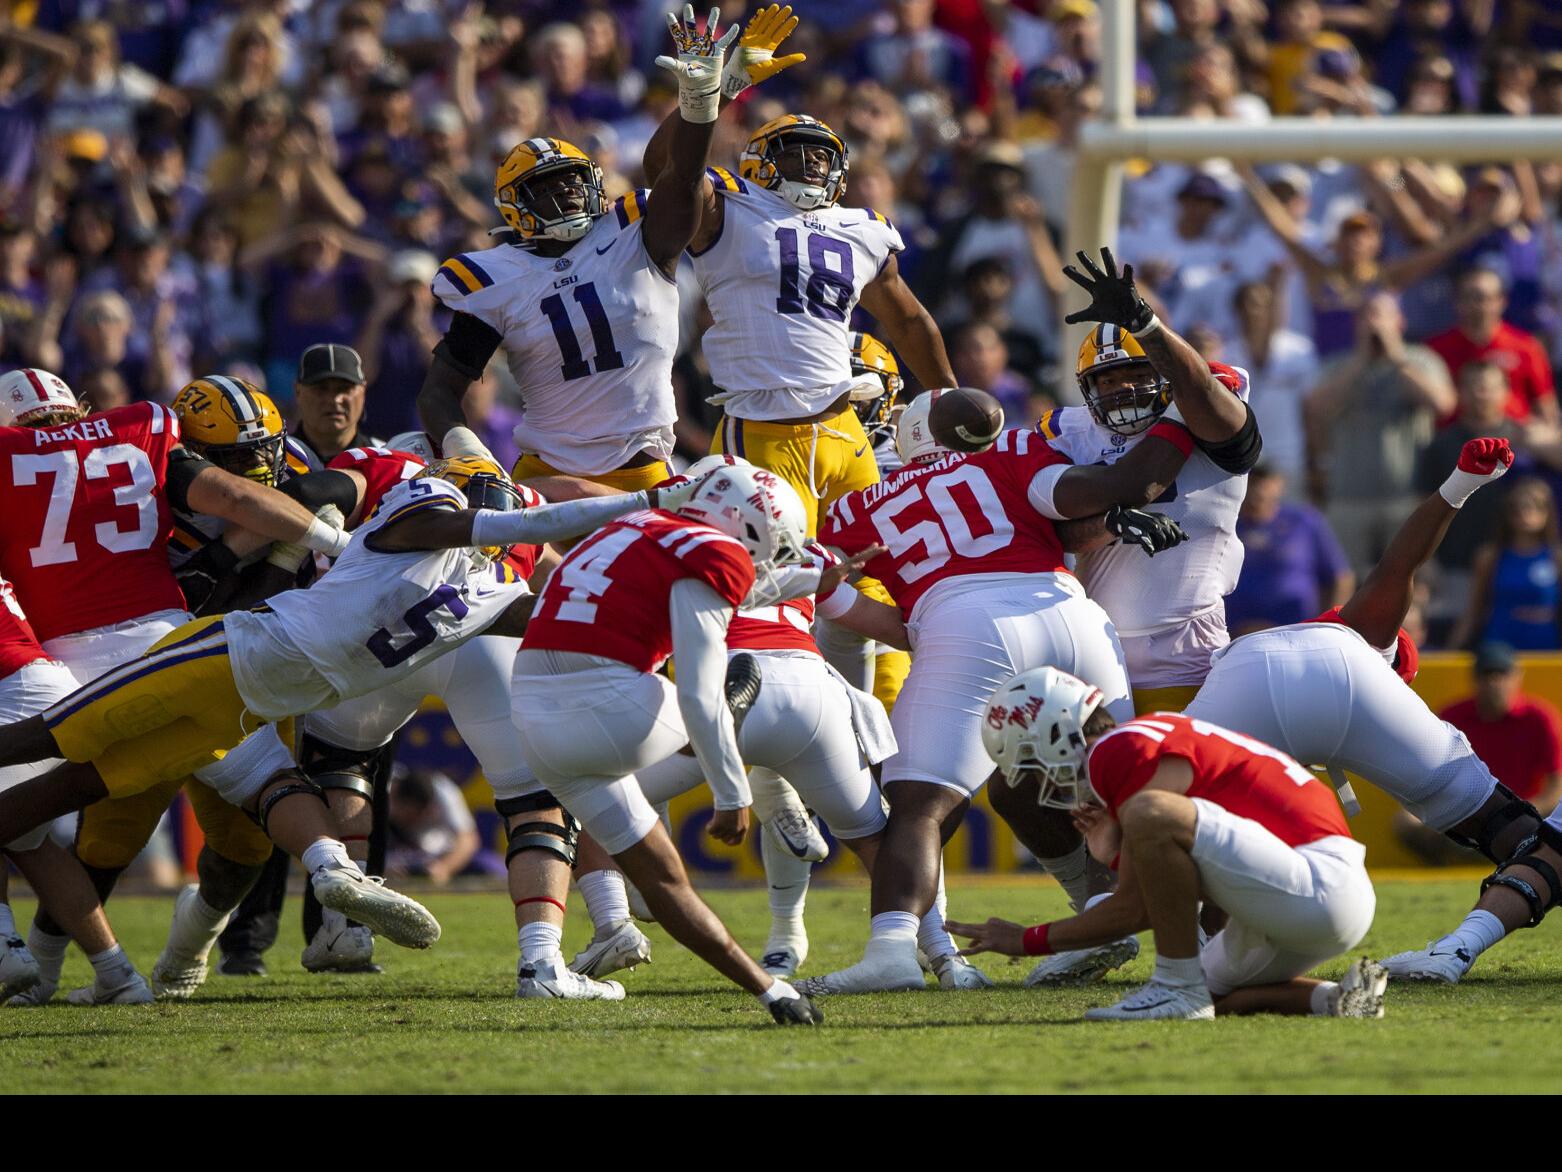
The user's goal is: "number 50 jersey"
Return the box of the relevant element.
[432,190,678,477]
[690,168,903,417]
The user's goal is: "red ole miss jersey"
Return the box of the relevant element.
[0,402,184,642]
[523,509,755,672]
[1306,605,1419,684]
[728,596,817,654]
[330,446,545,579]
[0,575,50,677]
[1087,712,1352,848]
[819,429,1072,618]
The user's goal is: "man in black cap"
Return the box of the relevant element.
[291,342,380,467]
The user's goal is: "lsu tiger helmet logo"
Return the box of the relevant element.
[738,114,848,211]
[172,375,287,486]
[848,331,904,443]
[494,137,606,245]
[1075,324,1171,437]
[418,455,524,564]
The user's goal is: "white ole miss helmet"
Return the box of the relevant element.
[981,667,1105,809]
[895,390,949,466]
[387,430,439,463]
[0,368,82,427]
[682,452,751,478]
[675,463,809,591]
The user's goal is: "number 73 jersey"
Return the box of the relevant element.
[0,402,185,642]
[432,190,679,477]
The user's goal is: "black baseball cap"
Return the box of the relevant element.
[1474,641,1518,675]
[297,343,366,386]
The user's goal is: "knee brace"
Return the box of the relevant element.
[252,771,328,838]
[1481,850,1562,928]
[497,790,580,867]
[299,734,380,801]
[1445,784,1546,864]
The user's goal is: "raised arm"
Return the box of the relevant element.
[1234,163,1335,290]
[858,253,957,390]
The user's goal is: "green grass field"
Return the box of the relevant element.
[5,874,1561,1094]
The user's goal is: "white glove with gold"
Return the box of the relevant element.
[655,5,738,124]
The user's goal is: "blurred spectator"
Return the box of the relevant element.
[1020,79,1100,236]
[62,288,169,403]
[1305,293,1455,571]
[1142,0,1221,111]
[1452,477,1562,651]
[184,10,294,177]
[80,225,196,396]
[291,342,378,465]
[1224,465,1354,635]
[1371,0,1486,109]
[948,319,1038,427]
[955,257,1047,376]
[860,0,971,103]
[0,220,47,372]
[533,21,628,125]
[45,20,184,141]
[1440,642,1562,811]
[580,9,646,118]
[1428,268,1559,425]
[357,249,445,438]
[0,18,75,206]
[462,360,524,475]
[139,133,205,236]
[1222,280,1319,487]
[173,206,263,371]
[76,366,130,413]
[387,767,500,883]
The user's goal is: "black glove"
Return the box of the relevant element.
[176,539,241,612]
[769,992,824,1025]
[1062,246,1156,333]
[1105,505,1188,557]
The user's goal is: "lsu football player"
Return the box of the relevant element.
[417,6,776,495]
[994,248,1261,988]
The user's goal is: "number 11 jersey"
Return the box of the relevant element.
[690,168,903,418]
[432,190,679,477]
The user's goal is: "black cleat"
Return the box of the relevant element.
[217,951,268,977]
[724,652,763,735]
[769,992,824,1025]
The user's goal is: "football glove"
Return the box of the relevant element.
[655,4,739,123]
[1439,435,1514,508]
[769,990,824,1025]
[1063,246,1157,335]
[722,4,807,100]
[1105,505,1188,557]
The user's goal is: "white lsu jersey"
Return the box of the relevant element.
[432,190,678,476]
[691,167,903,419]
[1036,367,1251,671]
[223,477,527,720]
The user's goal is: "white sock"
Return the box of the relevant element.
[1038,843,1092,913]
[301,838,352,874]
[167,888,230,957]
[28,921,67,964]
[87,944,134,983]
[867,910,919,949]
[518,921,563,965]
[917,878,959,962]
[1436,909,1507,959]
[1309,981,1340,1016]
[1153,953,1205,987]
[576,870,630,932]
[761,829,811,944]
[0,903,15,938]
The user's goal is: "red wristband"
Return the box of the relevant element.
[1022,922,1053,956]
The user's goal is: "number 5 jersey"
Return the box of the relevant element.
[432,189,678,477]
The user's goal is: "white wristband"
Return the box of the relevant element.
[1439,467,1491,510]
[266,540,310,574]
[679,85,721,124]
[303,517,350,557]
[1130,312,1163,339]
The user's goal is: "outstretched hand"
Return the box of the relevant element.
[723,4,807,99]
[1457,436,1514,481]
[1062,246,1156,334]
[1105,505,1189,557]
[817,543,887,595]
[945,917,1028,957]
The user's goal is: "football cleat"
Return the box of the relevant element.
[794,949,925,996]
[517,955,625,1000]
[1383,942,1473,984]
[151,885,229,1000]
[302,923,378,973]
[0,935,40,1001]
[569,919,652,979]
[1083,978,1214,1021]
[760,942,806,978]
[724,652,763,735]
[310,866,441,950]
[763,807,829,863]
[64,970,155,1006]
[1023,936,1141,988]
[769,988,824,1025]
[931,954,995,990]
[216,951,267,977]
[1330,957,1388,1018]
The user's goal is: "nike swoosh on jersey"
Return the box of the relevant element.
[595,239,616,255]
[853,445,868,457]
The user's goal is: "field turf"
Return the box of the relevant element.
[5,874,1560,1094]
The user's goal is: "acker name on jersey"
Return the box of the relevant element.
[820,429,1071,618]
[691,168,903,409]
[1035,366,1251,638]
[0,402,183,641]
[224,476,527,719]
[1086,712,1351,848]
[432,190,678,476]
[524,509,755,672]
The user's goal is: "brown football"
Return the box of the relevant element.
[928,386,1005,452]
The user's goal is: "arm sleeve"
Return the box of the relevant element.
[164,446,216,513]
[668,578,750,811]
[1026,463,1072,521]
[1194,400,1263,474]
[278,469,360,519]
[472,493,650,548]
[433,311,503,382]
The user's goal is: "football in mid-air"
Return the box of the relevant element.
[928,386,1004,452]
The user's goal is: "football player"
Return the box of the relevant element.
[792,397,1187,994]
[1001,248,1259,987]
[416,7,766,495]
[950,668,1386,1021]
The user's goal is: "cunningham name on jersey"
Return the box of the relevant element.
[432,189,678,476]
[692,167,903,412]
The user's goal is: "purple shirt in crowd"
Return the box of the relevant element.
[1225,500,1352,632]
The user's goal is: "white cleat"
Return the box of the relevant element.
[151,885,228,1000]
[931,954,995,989]
[302,923,377,973]
[569,919,652,979]
[310,866,440,949]
[760,941,807,978]
[794,949,926,996]
[763,808,829,864]
[1331,957,1388,1018]
[64,970,155,1006]
[517,955,625,1000]
[1084,978,1214,1021]
[1023,936,1141,988]
[1382,941,1473,984]
[0,935,40,1001]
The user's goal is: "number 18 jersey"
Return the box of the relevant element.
[432,190,678,477]
[0,402,183,642]
[691,170,903,417]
